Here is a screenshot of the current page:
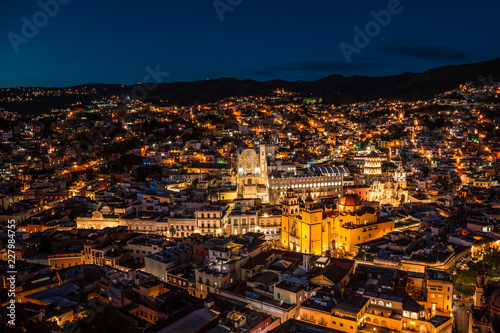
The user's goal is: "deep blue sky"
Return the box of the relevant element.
[1,0,499,87]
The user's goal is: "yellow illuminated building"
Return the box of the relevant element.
[298,291,453,333]
[281,189,395,256]
[281,189,326,255]
[332,190,395,255]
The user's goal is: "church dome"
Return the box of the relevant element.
[338,192,362,213]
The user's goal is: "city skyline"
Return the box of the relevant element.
[2,1,500,333]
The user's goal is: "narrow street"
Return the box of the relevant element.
[453,300,473,333]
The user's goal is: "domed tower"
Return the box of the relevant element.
[283,188,299,216]
[474,267,488,307]
[394,164,406,182]
[337,190,362,213]
[364,151,382,175]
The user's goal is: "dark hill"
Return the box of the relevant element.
[2,58,499,114]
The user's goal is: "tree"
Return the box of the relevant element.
[421,165,430,178]
[381,161,397,172]
[436,176,450,190]
[191,178,199,188]
[400,194,405,205]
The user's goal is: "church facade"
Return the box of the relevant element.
[281,189,395,256]
[236,146,269,202]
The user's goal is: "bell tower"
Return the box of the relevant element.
[283,188,299,217]
[474,267,488,307]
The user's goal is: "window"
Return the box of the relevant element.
[277,293,280,298]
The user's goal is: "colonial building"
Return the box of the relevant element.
[76,210,121,230]
[268,166,348,205]
[195,204,230,237]
[228,208,258,235]
[363,151,382,175]
[298,264,453,333]
[257,208,281,238]
[281,190,326,255]
[470,267,500,333]
[281,188,395,256]
[236,146,269,202]
[394,163,406,182]
[331,191,395,254]
[369,180,408,206]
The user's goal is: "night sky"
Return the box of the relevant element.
[1,0,499,87]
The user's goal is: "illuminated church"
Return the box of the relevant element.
[281,188,395,255]
[363,150,382,175]
[236,146,269,202]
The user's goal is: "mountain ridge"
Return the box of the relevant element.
[1,58,499,114]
